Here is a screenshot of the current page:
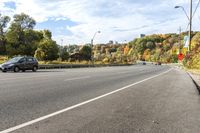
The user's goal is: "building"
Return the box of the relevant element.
[140,34,146,38]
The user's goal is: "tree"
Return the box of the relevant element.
[34,48,45,61]
[79,45,91,61]
[123,45,129,55]
[135,39,146,55]
[35,39,59,61]
[43,29,52,39]
[0,14,10,55]
[60,51,69,61]
[34,30,59,61]
[6,13,37,56]
[59,46,69,61]
[146,41,155,50]
[191,32,200,50]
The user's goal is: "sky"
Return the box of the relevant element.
[0,0,200,45]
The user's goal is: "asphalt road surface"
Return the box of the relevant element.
[0,65,200,133]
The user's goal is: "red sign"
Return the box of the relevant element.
[178,53,184,61]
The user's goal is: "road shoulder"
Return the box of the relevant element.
[188,72,200,94]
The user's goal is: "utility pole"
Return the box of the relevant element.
[175,0,192,51]
[189,0,192,51]
[179,27,182,54]
[91,31,101,65]
[60,39,63,59]
[91,39,94,65]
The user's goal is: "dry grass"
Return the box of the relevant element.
[184,66,200,75]
[187,69,200,75]
[0,56,8,64]
[38,60,91,65]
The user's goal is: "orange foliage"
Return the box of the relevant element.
[124,45,129,55]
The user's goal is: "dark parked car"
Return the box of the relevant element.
[155,61,162,65]
[0,56,38,72]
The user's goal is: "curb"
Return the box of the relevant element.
[38,64,134,69]
[187,72,200,94]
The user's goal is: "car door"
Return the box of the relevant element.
[26,57,34,69]
[18,57,27,69]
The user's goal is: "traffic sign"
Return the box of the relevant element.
[178,53,184,61]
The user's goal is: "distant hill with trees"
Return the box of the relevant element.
[0,13,199,69]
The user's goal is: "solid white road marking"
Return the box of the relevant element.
[0,74,66,81]
[64,76,91,81]
[116,71,130,74]
[0,68,172,133]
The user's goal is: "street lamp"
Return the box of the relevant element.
[175,0,192,51]
[175,6,190,21]
[91,31,101,64]
[59,39,63,59]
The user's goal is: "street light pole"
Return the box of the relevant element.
[91,31,101,65]
[175,6,190,21]
[178,27,182,54]
[189,0,192,51]
[59,39,63,59]
[175,0,193,52]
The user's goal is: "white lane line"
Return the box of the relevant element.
[116,69,149,75]
[64,76,91,81]
[0,68,172,133]
[116,71,129,74]
[0,74,66,81]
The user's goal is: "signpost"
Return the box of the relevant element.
[184,35,189,49]
[178,53,184,61]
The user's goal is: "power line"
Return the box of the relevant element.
[185,0,200,31]
[193,0,200,17]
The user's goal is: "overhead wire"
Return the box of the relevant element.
[192,0,200,17]
[185,0,200,31]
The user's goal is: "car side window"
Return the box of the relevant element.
[19,58,26,63]
[27,58,33,62]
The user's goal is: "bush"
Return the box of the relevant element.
[103,57,109,63]
[60,51,69,61]
[0,56,8,64]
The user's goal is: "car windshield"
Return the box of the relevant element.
[7,57,23,63]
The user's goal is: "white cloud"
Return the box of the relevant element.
[0,0,199,45]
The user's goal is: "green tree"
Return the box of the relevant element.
[6,13,37,56]
[191,32,200,49]
[35,39,59,61]
[80,45,91,60]
[60,51,69,61]
[59,46,69,61]
[146,41,155,50]
[43,29,52,39]
[0,14,10,55]
[34,30,59,61]
[135,38,146,55]
[34,48,45,61]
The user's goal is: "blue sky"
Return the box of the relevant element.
[0,0,200,45]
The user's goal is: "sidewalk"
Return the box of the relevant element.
[188,72,200,93]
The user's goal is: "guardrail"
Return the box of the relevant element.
[38,64,133,69]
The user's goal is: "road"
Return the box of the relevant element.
[0,65,200,133]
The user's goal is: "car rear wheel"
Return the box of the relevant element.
[14,66,20,72]
[32,66,37,72]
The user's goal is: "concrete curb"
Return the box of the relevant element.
[188,72,200,94]
[38,64,134,69]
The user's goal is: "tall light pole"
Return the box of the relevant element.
[91,31,101,64]
[175,6,190,21]
[175,0,193,51]
[59,39,63,59]
[189,0,192,51]
[178,27,182,54]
